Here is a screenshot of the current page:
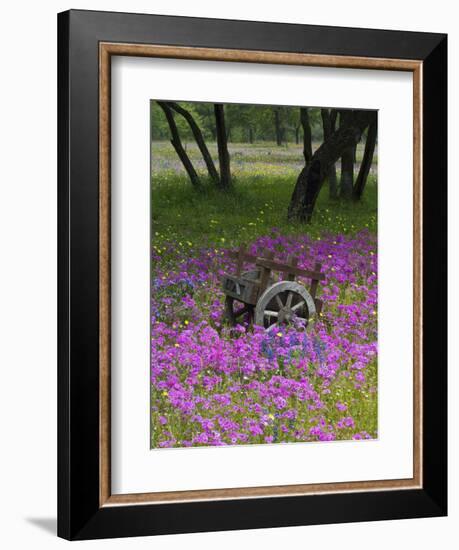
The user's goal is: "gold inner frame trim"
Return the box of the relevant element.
[99,42,423,507]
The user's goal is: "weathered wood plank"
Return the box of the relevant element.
[259,250,274,293]
[314,298,323,315]
[235,243,247,276]
[255,258,324,281]
[221,273,259,305]
[286,255,298,281]
[309,261,323,298]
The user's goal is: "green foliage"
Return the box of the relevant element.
[151,100,327,144]
[151,101,212,141]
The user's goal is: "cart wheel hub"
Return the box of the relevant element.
[278,307,293,323]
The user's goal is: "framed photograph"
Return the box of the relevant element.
[58,9,447,540]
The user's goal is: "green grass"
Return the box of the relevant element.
[152,173,377,249]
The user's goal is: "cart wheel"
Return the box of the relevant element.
[254,281,316,331]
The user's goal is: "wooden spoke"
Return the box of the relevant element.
[291,300,305,312]
[254,280,317,328]
[264,310,279,318]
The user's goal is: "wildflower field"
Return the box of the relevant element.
[151,141,378,449]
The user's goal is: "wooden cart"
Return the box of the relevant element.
[222,244,324,331]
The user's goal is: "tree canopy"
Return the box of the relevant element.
[151,100,377,222]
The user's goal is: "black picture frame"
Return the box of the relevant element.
[58,9,447,540]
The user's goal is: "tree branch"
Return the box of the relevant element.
[214,104,232,190]
[300,107,313,165]
[321,108,338,199]
[288,110,373,222]
[353,112,377,200]
[157,102,201,188]
[166,102,220,185]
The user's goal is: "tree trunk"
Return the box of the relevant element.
[321,108,338,199]
[340,145,355,199]
[214,104,232,189]
[353,113,377,200]
[248,127,254,144]
[288,110,372,222]
[157,102,201,188]
[295,125,300,145]
[339,110,356,200]
[300,108,312,165]
[274,107,283,146]
[167,101,219,185]
[330,109,338,131]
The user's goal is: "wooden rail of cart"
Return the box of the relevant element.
[221,244,324,331]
